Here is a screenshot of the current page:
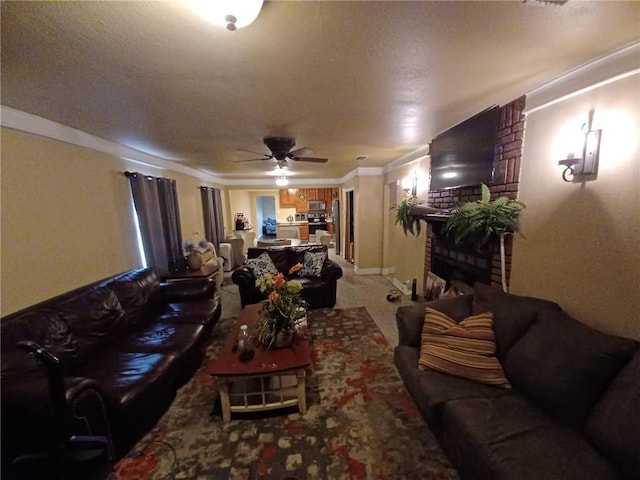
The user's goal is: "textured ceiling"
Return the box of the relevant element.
[2,1,639,182]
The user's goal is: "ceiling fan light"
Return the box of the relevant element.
[275,175,289,186]
[189,0,264,30]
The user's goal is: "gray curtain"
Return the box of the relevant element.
[127,172,183,275]
[200,186,224,251]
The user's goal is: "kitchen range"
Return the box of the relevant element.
[307,213,327,234]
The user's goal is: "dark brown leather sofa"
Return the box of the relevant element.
[1,267,221,474]
[232,245,343,309]
[394,282,639,480]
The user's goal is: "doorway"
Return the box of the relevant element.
[256,196,276,238]
[345,190,354,263]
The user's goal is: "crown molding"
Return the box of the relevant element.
[340,167,385,183]
[525,41,640,115]
[1,106,223,183]
[383,144,430,174]
[2,106,411,187]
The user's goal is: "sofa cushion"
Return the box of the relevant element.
[394,345,514,433]
[300,251,327,277]
[472,282,561,360]
[504,308,638,429]
[585,348,640,478]
[118,322,206,355]
[419,308,509,387]
[442,395,620,480]
[74,350,180,414]
[287,244,326,270]
[106,268,163,326]
[0,308,77,377]
[57,287,127,346]
[246,251,278,277]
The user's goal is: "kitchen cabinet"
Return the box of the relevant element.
[279,188,297,207]
[299,223,309,241]
[295,190,308,212]
[306,188,318,200]
[325,188,335,206]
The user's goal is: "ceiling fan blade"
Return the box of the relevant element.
[237,147,270,156]
[292,156,329,163]
[288,146,314,158]
[233,157,273,163]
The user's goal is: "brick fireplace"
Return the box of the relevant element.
[423,96,525,294]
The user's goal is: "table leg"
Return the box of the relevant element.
[296,368,307,415]
[218,380,231,423]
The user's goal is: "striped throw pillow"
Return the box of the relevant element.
[419,307,510,387]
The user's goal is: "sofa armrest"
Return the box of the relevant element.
[1,375,112,464]
[231,266,257,287]
[321,259,343,282]
[160,278,215,301]
[396,304,427,347]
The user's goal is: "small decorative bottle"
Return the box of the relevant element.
[237,324,254,361]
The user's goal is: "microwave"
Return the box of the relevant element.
[307,200,326,211]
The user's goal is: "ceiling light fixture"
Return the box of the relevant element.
[275,175,289,187]
[189,0,263,31]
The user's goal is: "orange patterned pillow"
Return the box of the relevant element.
[419,307,510,387]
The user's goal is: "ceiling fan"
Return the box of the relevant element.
[235,137,328,169]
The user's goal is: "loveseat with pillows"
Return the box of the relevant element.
[231,244,343,308]
[394,282,639,480]
[1,267,221,474]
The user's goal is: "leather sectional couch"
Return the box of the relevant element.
[232,244,343,309]
[1,267,221,473]
[394,282,639,480]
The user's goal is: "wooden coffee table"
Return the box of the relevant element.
[209,303,312,422]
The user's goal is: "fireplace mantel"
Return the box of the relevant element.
[408,206,451,236]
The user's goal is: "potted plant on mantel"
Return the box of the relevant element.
[444,184,525,293]
[393,196,442,236]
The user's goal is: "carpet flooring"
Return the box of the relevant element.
[115,307,459,480]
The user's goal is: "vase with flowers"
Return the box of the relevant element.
[254,264,307,349]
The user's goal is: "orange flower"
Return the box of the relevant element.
[269,291,280,302]
[274,272,285,289]
[288,263,303,275]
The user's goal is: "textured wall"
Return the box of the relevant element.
[0,128,222,316]
[512,75,639,340]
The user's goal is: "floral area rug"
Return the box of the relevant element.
[115,307,460,480]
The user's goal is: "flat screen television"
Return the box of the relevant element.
[429,105,500,191]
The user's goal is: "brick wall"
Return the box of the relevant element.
[424,96,525,291]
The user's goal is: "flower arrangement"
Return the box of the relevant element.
[254,263,307,348]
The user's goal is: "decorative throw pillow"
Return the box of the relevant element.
[246,252,278,278]
[419,307,510,387]
[300,251,327,277]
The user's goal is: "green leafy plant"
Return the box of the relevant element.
[393,196,423,236]
[445,184,525,293]
[445,184,524,250]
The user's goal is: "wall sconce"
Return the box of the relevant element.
[401,175,418,197]
[558,129,601,182]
